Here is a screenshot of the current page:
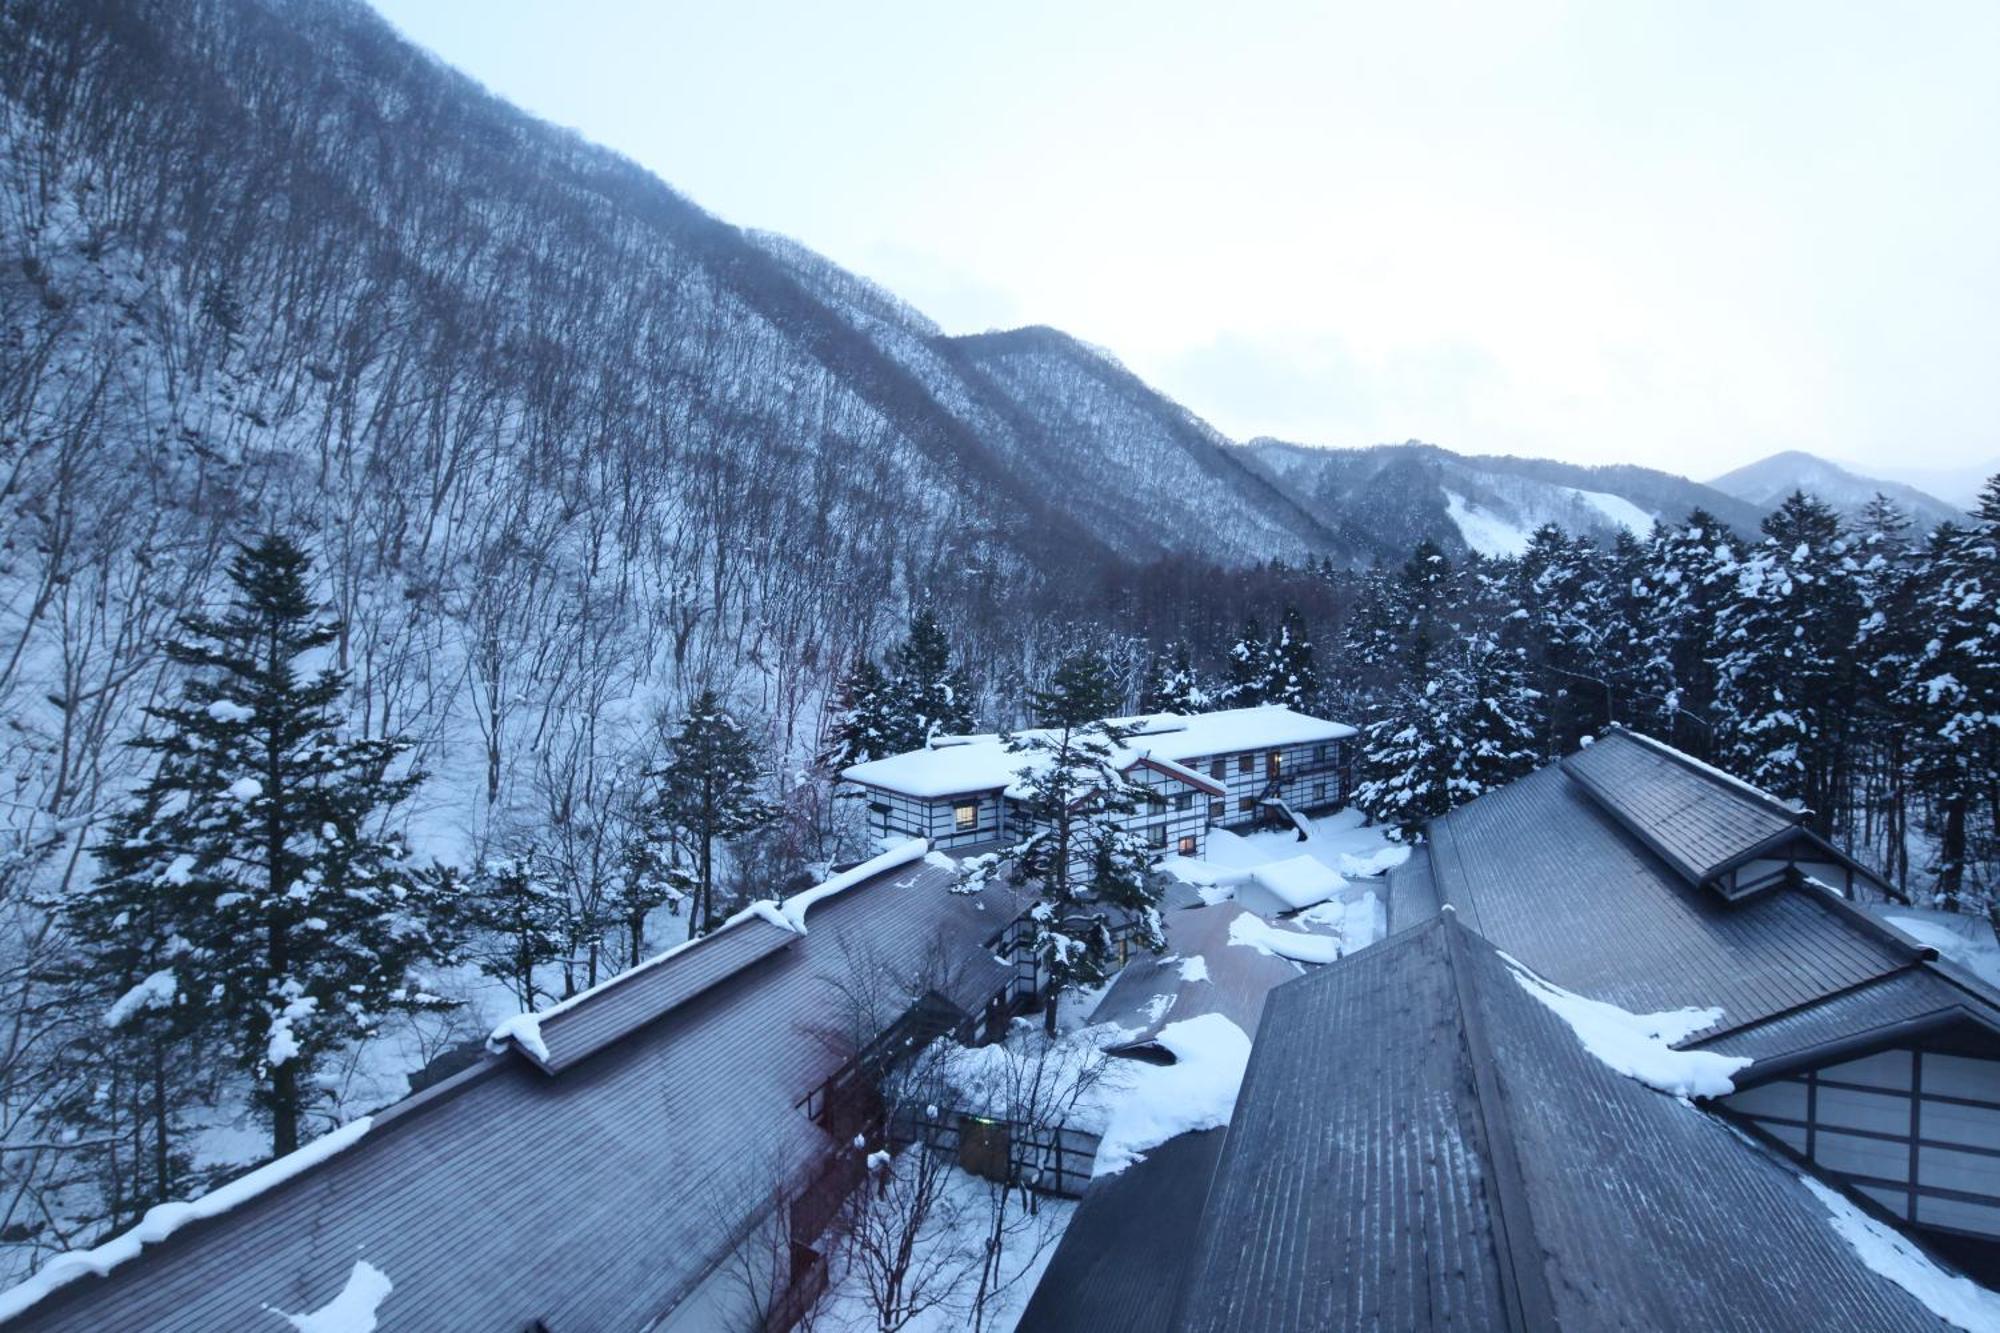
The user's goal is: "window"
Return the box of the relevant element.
[1210,759,1226,780]
[954,802,978,831]
[1239,796,1255,815]
[1209,799,1224,823]
[1149,824,1168,848]
[1238,754,1253,775]
[1174,791,1193,811]
[1314,743,1329,763]
[1267,751,1282,778]
[1178,835,1198,856]
[1314,780,1328,803]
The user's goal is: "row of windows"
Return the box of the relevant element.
[1204,743,1340,782]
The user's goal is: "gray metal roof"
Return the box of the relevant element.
[1382,848,1439,934]
[1560,727,1799,887]
[1426,761,1915,1033]
[1015,1128,1227,1333]
[1694,966,2000,1077]
[1089,905,1300,1056]
[528,916,797,1071]
[1171,914,1950,1332]
[6,859,1023,1332]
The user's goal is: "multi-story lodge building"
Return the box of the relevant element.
[839,705,1358,859]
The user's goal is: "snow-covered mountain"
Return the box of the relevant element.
[1247,441,1769,559]
[1708,451,1965,531]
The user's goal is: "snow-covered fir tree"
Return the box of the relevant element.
[1265,606,1319,711]
[616,801,695,966]
[1908,483,2000,910]
[50,794,212,1221]
[1641,509,1743,755]
[1714,492,1864,828]
[1354,633,1539,841]
[81,535,458,1156]
[650,690,778,937]
[1509,525,1611,758]
[1221,618,1272,706]
[1139,641,1210,715]
[884,608,975,752]
[821,655,899,768]
[997,650,1164,1034]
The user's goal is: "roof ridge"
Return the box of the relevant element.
[1600,724,1807,822]
[1439,915,1557,1333]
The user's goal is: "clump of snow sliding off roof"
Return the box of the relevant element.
[1800,1175,2000,1332]
[1503,954,1750,1098]
[1093,1013,1252,1177]
[268,1258,394,1333]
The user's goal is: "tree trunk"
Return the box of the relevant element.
[151,1037,171,1204]
[1042,988,1059,1038]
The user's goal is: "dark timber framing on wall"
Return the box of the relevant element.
[1723,1025,2000,1254]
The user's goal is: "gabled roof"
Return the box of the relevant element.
[1420,760,1918,1034]
[1,854,1025,1331]
[1561,726,1802,888]
[1170,913,1948,1332]
[840,705,1353,799]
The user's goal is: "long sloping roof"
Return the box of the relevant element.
[1171,914,1948,1332]
[1561,727,1801,885]
[1424,760,1917,1032]
[4,858,1023,1331]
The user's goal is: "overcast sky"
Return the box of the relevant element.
[369,0,1997,488]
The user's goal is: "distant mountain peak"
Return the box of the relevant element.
[1707,451,1964,529]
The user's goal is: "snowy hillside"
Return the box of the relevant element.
[1248,439,1762,557]
[1709,450,1965,531]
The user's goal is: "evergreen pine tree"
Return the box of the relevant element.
[1907,479,2000,910]
[616,797,696,965]
[884,609,975,752]
[654,691,779,938]
[1643,510,1742,756]
[1353,634,1538,840]
[1714,492,1864,827]
[91,534,457,1156]
[822,655,898,768]
[1508,525,1608,758]
[1002,650,1163,1034]
[52,792,210,1219]
[1139,642,1209,715]
[1221,619,1271,706]
[1265,607,1319,711]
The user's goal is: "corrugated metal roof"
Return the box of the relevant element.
[1561,728,1799,886]
[5,860,1024,1332]
[1089,905,1299,1056]
[1015,1128,1227,1333]
[1173,920,1512,1332]
[1694,968,2000,1073]
[1426,763,1910,1033]
[1383,849,1440,935]
[532,916,799,1071]
[1170,915,1949,1332]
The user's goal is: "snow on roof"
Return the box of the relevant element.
[0,1117,375,1322]
[1246,855,1346,911]
[1093,1013,1252,1177]
[486,840,931,1066]
[1502,952,1750,1099]
[841,706,1355,799]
